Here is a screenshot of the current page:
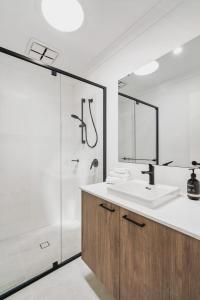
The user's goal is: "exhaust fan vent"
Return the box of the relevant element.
[27,41,58,65]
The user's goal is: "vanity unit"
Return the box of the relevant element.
[81,183,200,300]
[80,32,200,300]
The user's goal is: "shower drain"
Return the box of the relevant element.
[40,241,50,249]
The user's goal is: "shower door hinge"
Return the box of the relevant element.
[51,70,57,76]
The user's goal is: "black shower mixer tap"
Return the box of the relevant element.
[90,159,99,170]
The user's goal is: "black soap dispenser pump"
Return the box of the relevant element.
[187,168,200,200]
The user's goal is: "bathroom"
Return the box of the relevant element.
[0,0,200,299]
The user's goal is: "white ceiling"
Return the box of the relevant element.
[0,0,162,74]
[120,34,200,97]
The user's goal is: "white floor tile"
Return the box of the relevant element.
[7,258,115,300]
[0,223,81,293]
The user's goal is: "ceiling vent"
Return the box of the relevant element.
[27,41,59,65]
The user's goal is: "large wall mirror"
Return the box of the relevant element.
[118,35,200,168]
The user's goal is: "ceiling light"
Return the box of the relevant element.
[173,47,183,55]
[41,0,84,32]
[134,61,159,76]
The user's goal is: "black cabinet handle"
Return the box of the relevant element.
[99,203,115,212]
[123,215,145,228]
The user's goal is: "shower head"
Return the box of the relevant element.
[70,114,86,126]
[71,114,79,120]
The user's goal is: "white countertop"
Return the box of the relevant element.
[81,182,200,241]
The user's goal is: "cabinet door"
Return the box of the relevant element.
[170,230,200,300]
[82,192,120,300]
[120,208,170,300]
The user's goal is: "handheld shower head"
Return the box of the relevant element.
[70,114,86,126]
[71,114,79,120]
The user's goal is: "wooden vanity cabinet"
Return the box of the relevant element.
[120,208,171,300]
[169,231,200,300]
[82,192,120,300]
[82,192,200,300]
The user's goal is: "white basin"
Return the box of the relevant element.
[107,180,180,208]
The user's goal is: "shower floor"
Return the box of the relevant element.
[7,258,114,300]
[0,221,81,295]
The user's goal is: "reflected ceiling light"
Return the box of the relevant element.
[134,61,159,76]
[173,47,183,55]
[41,0,84,32]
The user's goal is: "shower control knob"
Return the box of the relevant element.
[90,159,99,170]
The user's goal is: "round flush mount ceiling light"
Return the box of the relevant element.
[134,61,159,76]
[173,47,183,55]
[41,0,84,32]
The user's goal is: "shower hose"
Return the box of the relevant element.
[84,100,98,148]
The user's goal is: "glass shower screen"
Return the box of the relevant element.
[0,51,105,297]
[60,76,104,262]
[0,53,61,294]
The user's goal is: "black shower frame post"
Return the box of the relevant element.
[119,92,159,165]
[81,98,86,144]
[0,46,107,300]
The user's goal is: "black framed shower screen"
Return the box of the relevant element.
[0,46,106,300]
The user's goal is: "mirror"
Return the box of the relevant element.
[118,35,200,168]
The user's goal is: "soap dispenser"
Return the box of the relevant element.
[187,168,200,200]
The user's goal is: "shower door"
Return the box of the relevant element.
[0,53,61,295]
[61,76,104,261]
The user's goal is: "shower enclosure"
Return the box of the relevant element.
[0,47,106,299]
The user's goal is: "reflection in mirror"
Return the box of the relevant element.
[118,93,158,164]
[118,35,200,168]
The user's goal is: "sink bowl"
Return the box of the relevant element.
[107,180,180,208]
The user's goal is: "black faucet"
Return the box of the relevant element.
[141,164,155,185]
[192,161,200,166]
